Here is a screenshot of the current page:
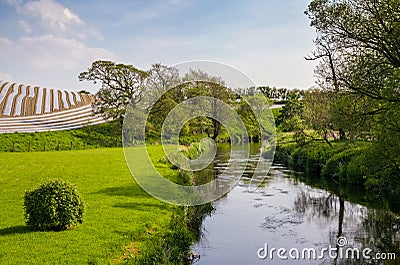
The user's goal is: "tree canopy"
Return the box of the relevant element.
[78,60,149,121]
[305,0,400,101]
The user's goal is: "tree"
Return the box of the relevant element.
[182,69,234,140]
[305,0,400,102]
[144,63,180,110]
[305,0,400,137]
[302,89,337,146]
[78,60,149,121]
[276,92,305,132]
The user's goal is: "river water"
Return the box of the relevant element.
[192,144,400,265]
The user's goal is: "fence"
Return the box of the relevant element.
[4,139,122,152]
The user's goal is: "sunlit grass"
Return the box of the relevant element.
[0,147,179,264]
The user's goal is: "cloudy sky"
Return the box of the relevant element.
[0,0,318,93]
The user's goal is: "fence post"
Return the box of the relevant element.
[11,142,15,152]
[27,141,30,152]
[70,141,73,150]
[44,141,46,151]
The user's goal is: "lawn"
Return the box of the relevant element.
[0,146,180,264]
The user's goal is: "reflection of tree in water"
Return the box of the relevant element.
[293,189,366,228]
[356,209,400,264]
[293,188,400,264]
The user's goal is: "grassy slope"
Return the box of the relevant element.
[0,120,122,152]
[0,146,179,264]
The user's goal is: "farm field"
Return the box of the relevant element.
[0,146,179,264]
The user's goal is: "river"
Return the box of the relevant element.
[192,144,400,264]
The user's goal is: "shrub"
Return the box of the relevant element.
[23,179,85,231]
[322,147,366,184]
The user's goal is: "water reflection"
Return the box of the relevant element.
[193,145,400,265]
[290,175,400,264]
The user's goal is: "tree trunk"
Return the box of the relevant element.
[339,129,346,140]
[212,120,219,140]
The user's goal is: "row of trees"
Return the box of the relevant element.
[238,86,303,102]
[78,62,269,143]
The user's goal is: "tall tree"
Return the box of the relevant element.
[182,69,234,140]
[305,0,400,137]
[144,63,180,110]
[78,60,149,121]
[305,0,400,102]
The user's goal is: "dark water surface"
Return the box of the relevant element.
[192,144,400,265]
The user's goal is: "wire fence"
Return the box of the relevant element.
[4,139,122,152]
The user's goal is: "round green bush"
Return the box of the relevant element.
[23,179,85,231]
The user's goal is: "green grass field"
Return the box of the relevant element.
[0,121,122,152]
[0,146,181,264]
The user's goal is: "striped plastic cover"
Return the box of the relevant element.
[0,81,107,133]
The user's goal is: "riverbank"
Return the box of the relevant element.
[275,135,400,208]
[0,145,210,264]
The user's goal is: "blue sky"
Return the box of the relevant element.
[0,0,318,93]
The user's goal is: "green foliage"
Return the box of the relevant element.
[276,93,305,132]
[134,211,193,265]
[165,213,193,262]
[0,120,122,152]
[257,86,303,103]
[365,177,381,193]
[306,0,400,100]
[271,107,282,120]
[322,148,366,184]
[79,60,149,120]
[305,0,400,176]
[277,136,400,195]
[145,78,236,142]
[23,179,85,231]
[184,203,214,241]
[237,99,260,138]
[339,153,367,185]
[290,142,338,174]
[277,140,366,179]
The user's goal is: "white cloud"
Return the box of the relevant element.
[21,0,84,31]
[6,0,21,8]
[0,37,13,59]
[0,72,12,81]
[0,37,12,46]
[8,0,101,39]
[19,20,31,33]
[2,0,113,92]
[18,35,116,70]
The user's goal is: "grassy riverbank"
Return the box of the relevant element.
[275,134,400,196]
[0,146,203,264]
